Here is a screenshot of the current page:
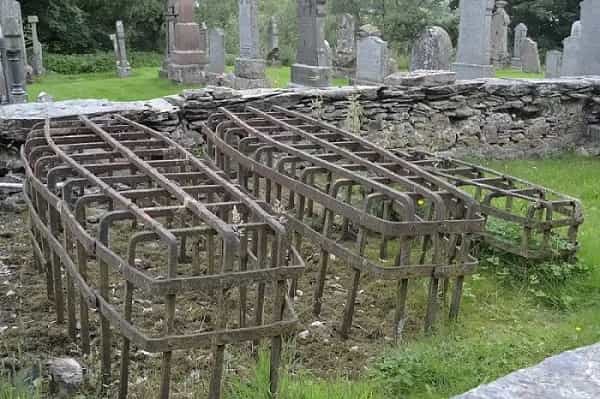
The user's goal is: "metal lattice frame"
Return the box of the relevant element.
[201,105,485,337]
[397,151,583,260]
[23,114,304,399]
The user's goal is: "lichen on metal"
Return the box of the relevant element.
[23,114,304,399]
[201,105,485,338]
[398,151,583,260]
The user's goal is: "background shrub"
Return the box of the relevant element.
[44,52,162,75]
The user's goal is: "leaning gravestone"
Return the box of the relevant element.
[290,0,331,87]
[234,0,268,89]
[333,13,356,76]
[355,35,388,85]
[208,28,225,74]
[511,23,527,68]
[580,0,600,75]
[115,20,131,78]
[545,50,562,78]
[490,0,510,67]
[452,0,495,79]
[520,38,541,73]
[561,21,582,76]
[410,26,453,71]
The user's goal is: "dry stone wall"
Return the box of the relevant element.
[171,77,600,159]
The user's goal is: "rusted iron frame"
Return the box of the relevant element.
[201,107,482,336]
[23,116,304,399]
[397,150,583,259]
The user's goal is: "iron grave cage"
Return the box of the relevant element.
[201,105,486,338]
[23,114,304,399]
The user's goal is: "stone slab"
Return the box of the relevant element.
[454,343,600,399]
[545,50,562,79]
[384,70,457,87]
[410,26,453,71]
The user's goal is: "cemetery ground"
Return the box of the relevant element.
[28,67,539,101]
[1,154,599,398]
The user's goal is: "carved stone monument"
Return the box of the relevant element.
[410,26,453,71]
[234,0,267,89]
[511,23,528,68]
[545,50,562,78]
[165,0,208,84]
[115,21,131,78]
[27,16,44,76]
[561,21,582,77]
[580,0,600,75]
[290,0,331,87]
[160,0,178,78]
[355,35,388,85]
[333,13,356,76]
[490,0,510,67]
[452,0,495,79]
[3,16,27,103]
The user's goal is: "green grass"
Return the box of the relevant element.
[373,155,600,398]
[495,68,545,79]
[29,66,540,103]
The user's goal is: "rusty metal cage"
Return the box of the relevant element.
[397,151,583,260]
[201,105,486,337]
[23,114,304,399]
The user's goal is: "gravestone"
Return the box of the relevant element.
[0,29,8,103]
[0,1,28,71]
[109,33,119,68]
[267,17,280,66]
[333,13,356,76]
[511,23,527,68]
[27,16,44,76]
[580,0,600,75]
[234,0,267,89]
[520,38,541,73]
[160,0,178,78]
[208,28,225,74]
[452,0,495,79]
[561,21,582,76]
[165,0,208,84]
[490,0,510,67]
[545,50,562,78]
[355,35,388,85]
[3,16,27,103]
[290,0,331,87]
[115,21,131,78]
[410,26,453,71]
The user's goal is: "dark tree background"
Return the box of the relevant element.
[19,0,582,56]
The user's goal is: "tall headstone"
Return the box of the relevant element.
[290,0,331,87]
[490,0,510,67]
[208,28,225,74]
[115,21,131,78]
[3,17,26,103]
[520,38,541,73]
[333,13,356,76]
[109,33,119,66]
[511,23,528,68]
[410,26,453,71]
[355,35,388,85]
[545,50,562,78]
[27,16,44,76]
[160,0,178,78]
[166,0,208,84]
[580,0,600,75]
[0,1,26,66]
[234,0,267,89]
[452,0,495,79]
[561,21,582,77]
[267,16,280,66]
